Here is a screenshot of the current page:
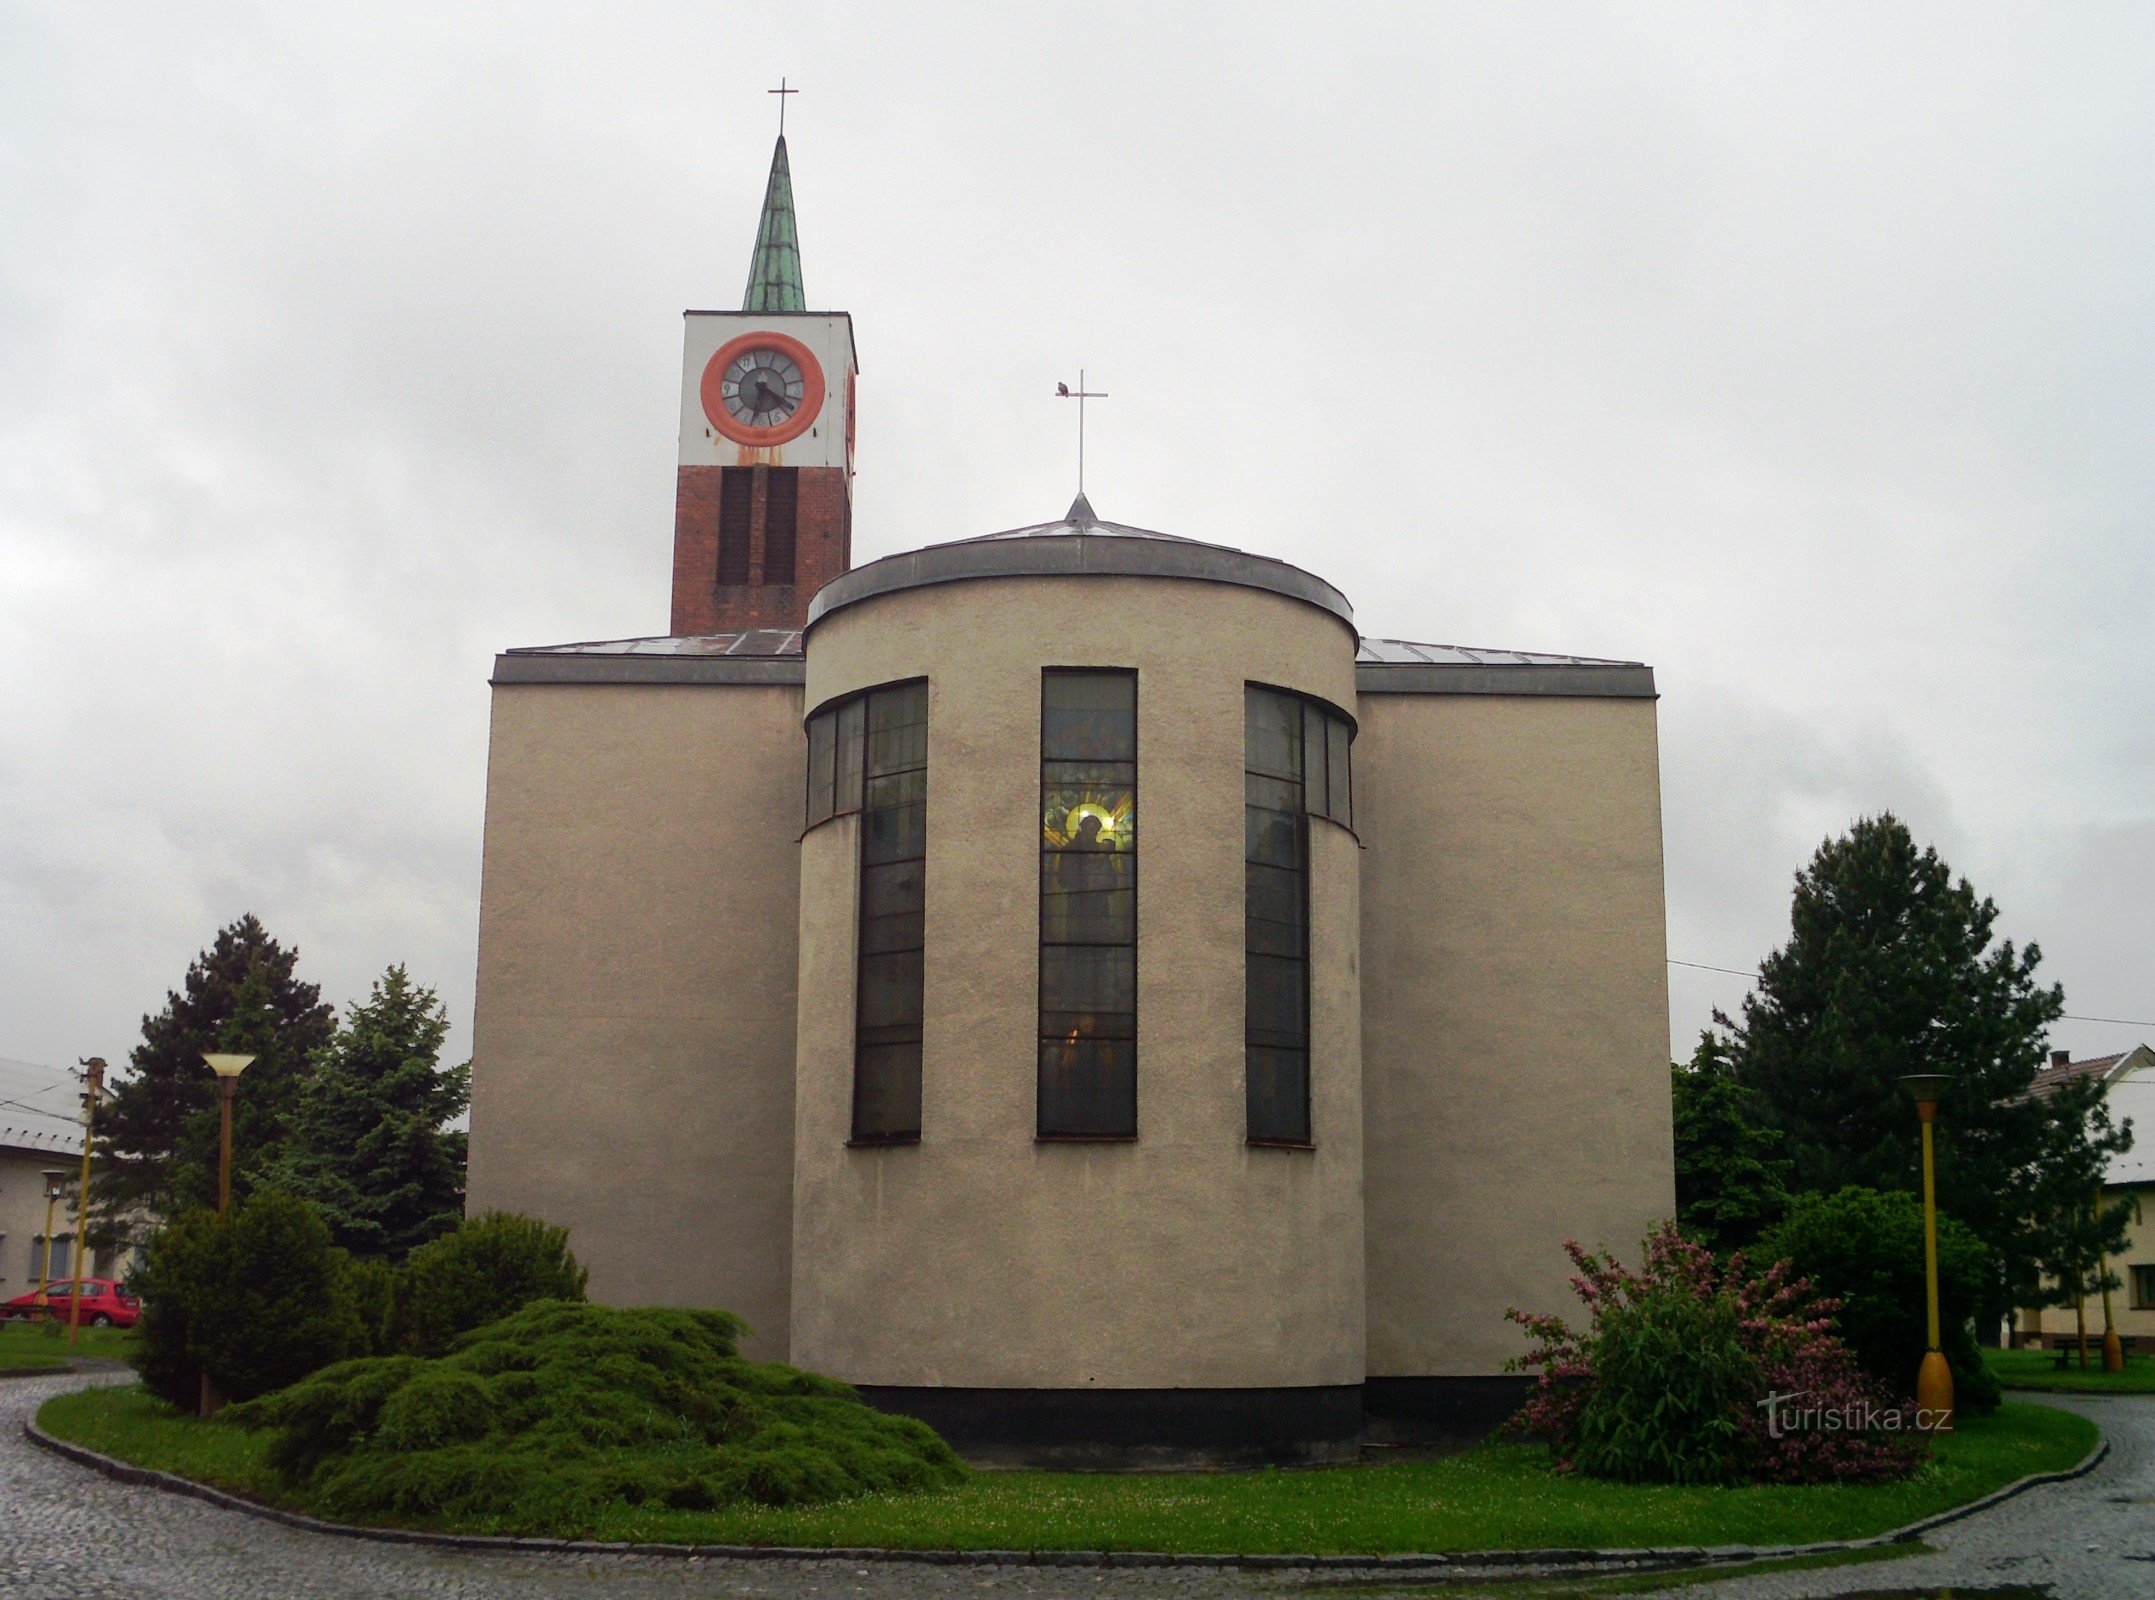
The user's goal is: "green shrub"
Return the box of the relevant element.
[132,1192,366,1406]
[130,1209,221,1409]
[1760,1187,2003,1415]
[339,1256,396,1357]
[386,1212,587,1357]
[228,1302,965,1530]
[1572,1285,1759,1485]
[1510,1224,1924,1485]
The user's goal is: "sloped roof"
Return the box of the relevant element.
[0,1057,84,1158]
[2029,1050,2136,1100]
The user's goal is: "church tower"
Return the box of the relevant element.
[669,134,858,635]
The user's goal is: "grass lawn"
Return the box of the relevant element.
[1985,1346,2155,1395]
[36,1385,2097,1555]
[0,1320,138,1370]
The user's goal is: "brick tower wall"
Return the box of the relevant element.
[671,463,851,634]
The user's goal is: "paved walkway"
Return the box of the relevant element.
[2,1370,2148,1598]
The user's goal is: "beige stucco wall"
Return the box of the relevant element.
[790,574,1366,1391]
[467,681,803,1359]
[2021,1180,2155,1345]
[2,1148,78,1291]
[1358,691,1674,1377]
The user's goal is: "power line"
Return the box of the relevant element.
[1665,958,2154,1029]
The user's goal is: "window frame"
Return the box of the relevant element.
[1036,667,1140,1142]
[2133,1263,2155,1311]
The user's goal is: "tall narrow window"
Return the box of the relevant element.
[805,681,929,1142]
[763,466,798,584]
[1038,670,1138,1138]
[1245,687,1310,1144]
[717,466,754,585]
[1245,686,1354,1145]
[852,682,927,1142]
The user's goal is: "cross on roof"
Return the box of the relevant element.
[1055,370,1108,496]
[769,77,798,137]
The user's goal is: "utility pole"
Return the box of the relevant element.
[64,1058,105,1347]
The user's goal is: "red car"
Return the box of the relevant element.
[0,1278,140,1328]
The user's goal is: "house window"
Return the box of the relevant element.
[2133,1264,2155,1311]
[1038,670,1138,1138]
[32,1237,71,1280]
[1243,685,1355,1146]
[806,682,928,1143]
[716,466,754,585]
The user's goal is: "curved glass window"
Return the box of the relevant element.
[1245,685,1354,1145]
[807,680,928,1143]
[1038,670,1138,1138]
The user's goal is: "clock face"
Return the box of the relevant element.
[720,347,806,428]
[699,330,826,447]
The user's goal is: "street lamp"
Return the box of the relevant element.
[36,1170,70,1307]
[202,1054,255,1216]
[1898,1073,1956,1431]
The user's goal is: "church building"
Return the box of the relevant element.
[466,132,1676,1467]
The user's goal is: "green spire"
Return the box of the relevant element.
[742,135,805,312]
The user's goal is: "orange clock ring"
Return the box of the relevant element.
[701,330,826,448]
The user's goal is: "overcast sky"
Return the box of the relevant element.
[3,2,2150,1081]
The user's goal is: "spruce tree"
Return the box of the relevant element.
[96,915,335,1235]
[1671,1032,1791,1249]
[1726,814,2126,1315]
[272,965,468,1261]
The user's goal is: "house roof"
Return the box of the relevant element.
[2032,1045,2155,1187]
[0,1057,84,1158]
[2029,1049,2141,1099]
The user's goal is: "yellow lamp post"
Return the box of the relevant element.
[197,1053,254,1419]
[2096,1187,2125,1374]
[64,1057,105,1346]
[35,1169,70,1308]
[1898,1073,1955,1431]
[202,1053,255,1216]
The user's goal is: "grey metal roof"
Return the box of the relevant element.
[490,525,1653,700]
[507,630,802,658]
[493,629,804,687]
[1356,637,1654,699]
[0,1057,84,1158]
[805,497,1356,632]
[1355,638,1640,669]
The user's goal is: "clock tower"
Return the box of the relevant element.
[669,133,858,635]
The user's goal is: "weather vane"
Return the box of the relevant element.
[1055,370,1108,496]
[769,76,798,137]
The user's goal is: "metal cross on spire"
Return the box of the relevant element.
[1055,370,1108,497]
[769,76,798,136]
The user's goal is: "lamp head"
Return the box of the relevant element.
[1897,1073,1953,1108]
[42,1169,70,1198]
[203,1053,256,1080]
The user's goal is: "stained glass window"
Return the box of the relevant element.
[1038,670,1137,1138]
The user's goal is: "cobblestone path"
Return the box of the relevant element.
[3,1371,2147,1598]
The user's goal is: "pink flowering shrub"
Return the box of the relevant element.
[1505,1223,1925,1485]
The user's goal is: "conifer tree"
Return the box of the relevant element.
[272,965,468,1261]
[1726,814,2127,1315]
[1671,1032,1792,1249]
[96,915,335,1236]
